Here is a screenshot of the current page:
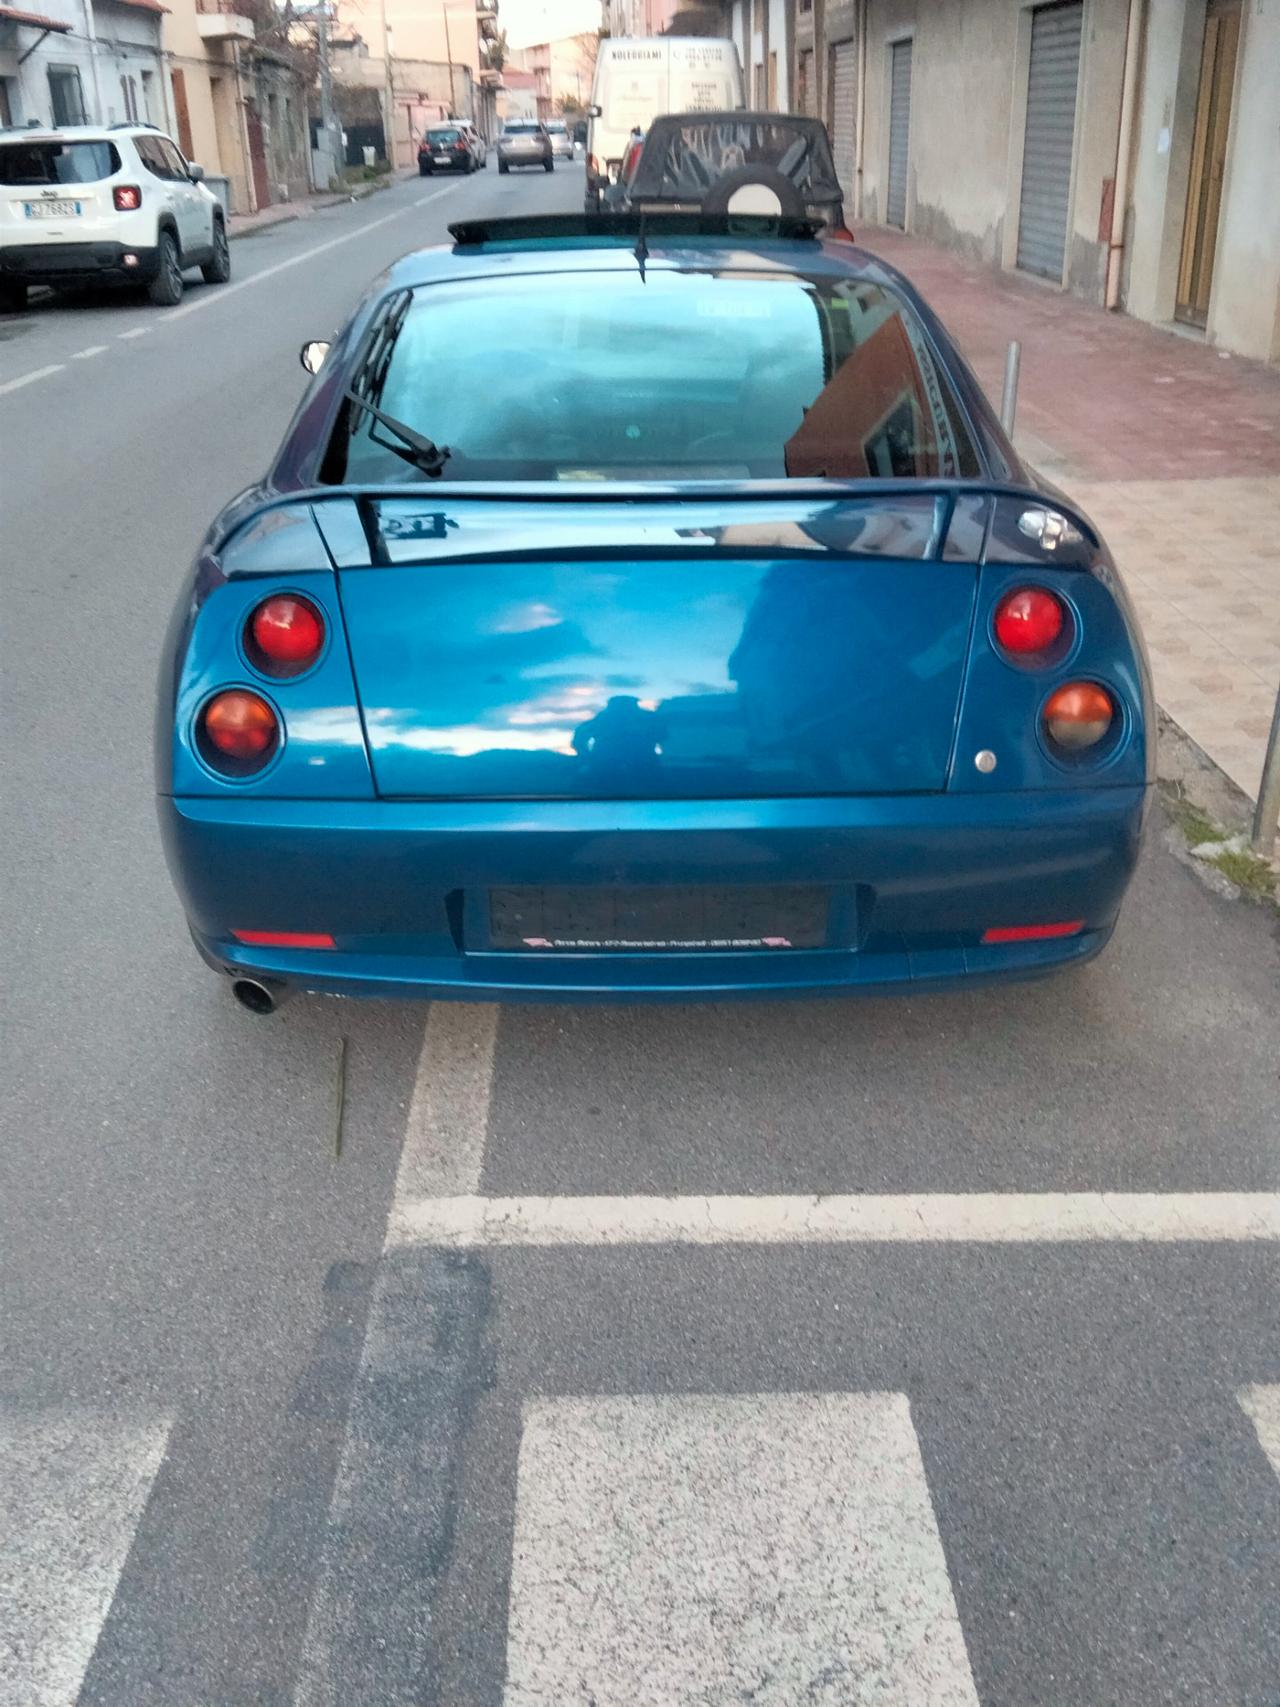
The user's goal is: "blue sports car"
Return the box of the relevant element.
[156,212,1152,1013]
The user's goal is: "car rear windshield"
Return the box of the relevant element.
[426,128,461,143]
[503,123,539,135]
[0,140,121,185]
[330,267,982,485]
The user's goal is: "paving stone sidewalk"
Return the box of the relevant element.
[861,223,1280,820]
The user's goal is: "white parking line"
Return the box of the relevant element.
[388,1190,1280,1249]
[395,1002,499,1201]
[0,363,64,396]
[1239,1385,1280,1480]
[116,327,150,339]
[164,182,463,326]
[504,1392,980,1707]
[0,1411,171,1707]
[72,344,109,360]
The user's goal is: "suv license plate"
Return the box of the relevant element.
[26,199,81,219]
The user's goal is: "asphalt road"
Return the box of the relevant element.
[2,162,1278,1707]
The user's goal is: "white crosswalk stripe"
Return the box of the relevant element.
[1238,1384,1280,1480]
[0,1410,170,1707]
[503,1392,980,1707]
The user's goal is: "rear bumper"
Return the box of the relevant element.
[417,155,471,172]
[161,786,1147,1001]
[0,240,162,285]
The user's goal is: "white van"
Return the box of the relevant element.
[585,37,744,210]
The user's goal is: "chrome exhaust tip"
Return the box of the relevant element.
[231,977,292,1016]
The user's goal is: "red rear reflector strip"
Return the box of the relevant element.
[982,921,1084,944]
[232,929,336,949]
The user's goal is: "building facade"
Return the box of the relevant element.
[768,0,1278,364]
[1,0,173,132]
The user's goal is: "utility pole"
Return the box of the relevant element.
[380,0,395,166]
[316,0,340,188]
[442,0,456,116]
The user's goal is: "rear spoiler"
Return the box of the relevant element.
[211,481,1109,581]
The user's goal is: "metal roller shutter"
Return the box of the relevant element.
[886,40,911,229]
[830,40,856,206]
[1016,1,1083,279]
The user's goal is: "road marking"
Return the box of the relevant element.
[504,1392,980,1707]
[165,182,463,325]
[116,326,150,339]
[0,363,64,396]
[72,344,109,360]
[1239,1385,1280,1480]
[388,1190,1280,1248]
[0,1411,170,1707]
[395,1002,499,1201]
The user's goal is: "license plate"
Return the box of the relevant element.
[26,199,82,219]
[489,885,829,952]
[434,155,452,164]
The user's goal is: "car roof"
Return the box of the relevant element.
[0,124,165,144]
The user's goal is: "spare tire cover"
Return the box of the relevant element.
[701,163,807,220]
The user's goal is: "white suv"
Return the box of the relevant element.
[0,123,230,311]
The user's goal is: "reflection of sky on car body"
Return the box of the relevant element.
[362,564,751,757]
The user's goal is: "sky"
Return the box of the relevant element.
[502,0,602,49]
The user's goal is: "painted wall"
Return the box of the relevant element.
[339,0,484,85]
[766,0,786,104]
[856,0,914,227]
[858,0,1127,297]
[1206,0,1280,361]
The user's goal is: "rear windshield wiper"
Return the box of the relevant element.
[345,389,451,478]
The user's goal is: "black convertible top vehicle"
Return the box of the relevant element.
[615,111,850,236]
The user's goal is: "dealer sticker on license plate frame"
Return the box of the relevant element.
[489,885,830,952]
[25,199,82,219]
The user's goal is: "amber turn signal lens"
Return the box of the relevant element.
[202,690,278,762]
[1043,682,1114,751]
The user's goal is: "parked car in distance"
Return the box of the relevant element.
[0,122,230,310]
[616,111,852,236]
[157,210,1153,1014]
[497,121,554,173]
[585,36,744,212]
[459,121,488,167]
[545,119,575,160]
[418,123,482,175]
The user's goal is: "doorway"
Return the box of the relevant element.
[1176,0,1241,327]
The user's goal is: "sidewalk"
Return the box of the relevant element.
[225,171,405,241]
[860,223,1280,820]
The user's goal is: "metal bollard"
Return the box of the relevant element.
[1000,340,1021,438]
[1251,677,1280,856]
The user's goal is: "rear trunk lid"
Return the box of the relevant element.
[334,494,981,800]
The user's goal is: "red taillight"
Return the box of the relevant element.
[246,595,325,676]
[201,690,278,765]
[455,140,467,152]
[1043,682,1115,751]
[994,587,1065,658]
[982,921,1084,944]
[232,928,336,949]
[587,153,601,178]
[113,184,141,211]
[830,224,855,242]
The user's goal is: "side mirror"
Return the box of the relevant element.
[300,339,331,375]
[187,162,205,182]
[587,104,602,119]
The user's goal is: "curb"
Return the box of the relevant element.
[228,174,394,243]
